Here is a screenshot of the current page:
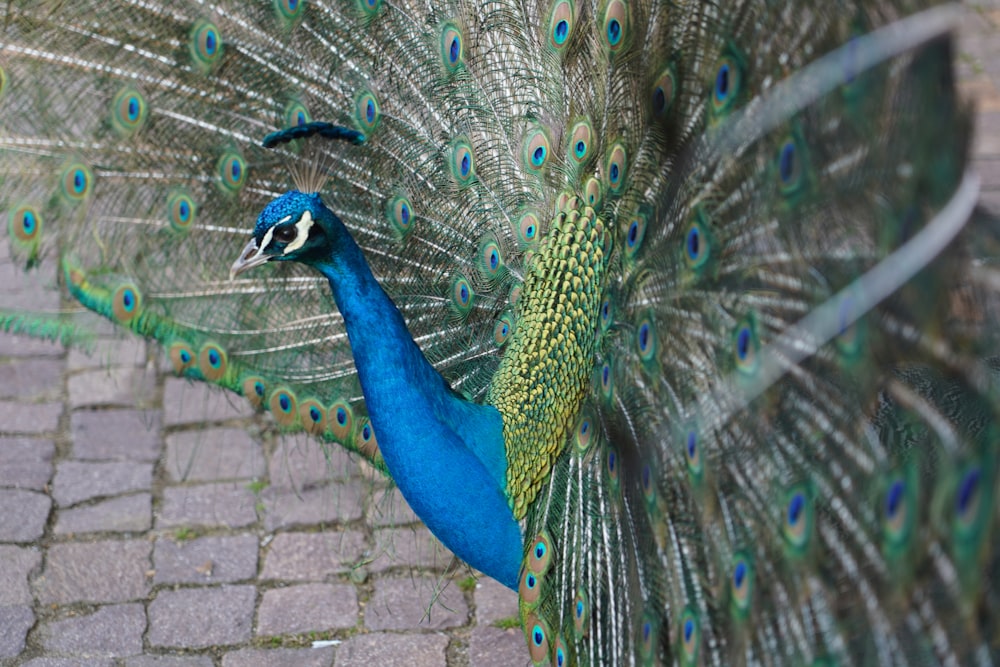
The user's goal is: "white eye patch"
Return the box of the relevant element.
[259,211,314,255]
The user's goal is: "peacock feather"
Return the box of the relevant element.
[2,0,1000,663]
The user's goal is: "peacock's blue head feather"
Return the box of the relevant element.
[230,190,343,278]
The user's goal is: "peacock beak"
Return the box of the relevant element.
[230,238,271,280]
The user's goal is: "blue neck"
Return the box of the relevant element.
[313,215,522,589]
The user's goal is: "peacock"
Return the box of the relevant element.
[1,0,999,663]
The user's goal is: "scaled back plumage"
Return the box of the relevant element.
[2,0,1000,664]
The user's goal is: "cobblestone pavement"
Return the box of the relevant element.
[1,5,999,666]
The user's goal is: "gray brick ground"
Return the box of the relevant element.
[221,647,335,667]
[269,434,355,489]
[468,627,529,667]
[67,338,147,371]
[0,606,34,658]
[256,583,358,636]
[0,545,41,605]
[261,482,365,530]
[368,487,421,527]
[0,401,61,434]
[335,633,448,667]
[125,657,214,667]
[259,532,367,581]
[20,659,115,667]
[153,535,259,585]
[40,603,146,657]
[165,428,265,482]
[370,526,452,573]
[54,493,152,534]
[365,576,469,631]
[0,437,55,490]
[147,586,255,649]
[0,358,63,400]
[0,333,63,357]
[162,379,254,426]
[51,461,153,507]
[0,488,51,541]
[68,367,156,409]
[157,483,258,529]
[71,410,162,462]
[474,578,520,625]
[37,540,152,604]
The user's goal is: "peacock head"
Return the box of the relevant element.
[230,190,342,278]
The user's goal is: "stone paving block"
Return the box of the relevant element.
[162,379,254,427]
[40,603,146,657]
[165,428,265,482]
[52,461,153,507]
[67,338,147,371]
[0,545,42,605]
[0,437,54,490]
[261,482,364,531]
[256,583,358,636]
[72,410,162,462]
[20,659,115,667]
[468,626,528,667]
[259,531,367,582]
[269,433,355,489]
[222,647,335,667]
[0,332,64,357]
[370,525,452,573]
[474,577,520,625]
[158,483,259,529]
[0,400,61,434]
[0,605,34,659]
[153,535,258,585]
[368,486,421,527]
[148,586,255,649]
[0,488,50,541]
[54,493,152,534]
[126,658,215,667]
[0,358,63,400]
[68,367,156,409]
[365,576,469,631]
[37,540,151,604]
[335,633,448,667]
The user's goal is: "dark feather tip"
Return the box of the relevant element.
[262,122,366,148]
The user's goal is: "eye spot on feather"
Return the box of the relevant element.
[584,177,602,209]
[680,608,699,665]
[449,138,476,186]
[169,343,196,374]
[524,615,550,664]
[190,21,223,69]
[684,428,703,478]
[598,360,613,400]
[517,212,540,246]
[711,52,742,116]
[882,476,913,549]
[573,589,589,637]
[519,567,541,606]
[167,191,196,232]
[637,613,657,660]
[733,319,759,374]
[60,163,93,203]
[355,90,380,133]
[198,343,227,382]
[606,447,619,489]
[217,152,246,193]
[241,376,267,408]
[356,0,380,17]
[777,136,805,195]
[636,316,656,362]
[624,213,647,258]
[385,195,413,237]
[730,554,753,616]
[450,274,474,316]
[574,412,593,452]
[478,239,504,280]
[493,313,514,347]
[604,143,626,193]
[684,219,709,268]
[553,638,567,667]
[526,532,553,574]
[783,486,812,552]
[284,100,311,128]
[274,0,304,20]
[522,128,551,173]
[568,120,592,164]
[651,67,676,118]
[328,399,354,442]
[269,387,298,426]
[9,205,42,245]
[955,466,982,532]
[547,0,574,50]
[440,23,464,71]
[112,86,147,135]
[356,418,378,458]
[111,284,141,323]
[602,0,628,51]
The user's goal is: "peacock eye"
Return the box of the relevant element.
[274,226,297,243]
